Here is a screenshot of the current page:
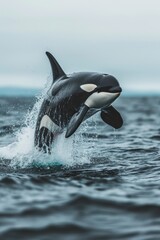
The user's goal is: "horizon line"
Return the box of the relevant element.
[0,86,159,97]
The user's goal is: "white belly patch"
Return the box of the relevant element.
[85,92,119,108]
[40,115,57,132]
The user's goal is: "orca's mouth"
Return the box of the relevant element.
[109,86,122,93]
[96,86,122,94]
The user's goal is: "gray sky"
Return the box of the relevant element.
[0,0,160,92]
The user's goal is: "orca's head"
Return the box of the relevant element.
[79,73,122,109]
[64,73,122,138]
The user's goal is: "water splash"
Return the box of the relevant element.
[0,77,91,169]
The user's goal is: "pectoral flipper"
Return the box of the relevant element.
[101,106,123,129]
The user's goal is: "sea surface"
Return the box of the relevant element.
[0,94,160,240]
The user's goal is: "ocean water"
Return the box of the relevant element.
[0,94,160,240]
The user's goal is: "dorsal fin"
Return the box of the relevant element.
[46,51,66,82]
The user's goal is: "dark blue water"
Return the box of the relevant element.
[0,95,160,240]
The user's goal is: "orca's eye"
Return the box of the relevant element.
[80,84,97,92]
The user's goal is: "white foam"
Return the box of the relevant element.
[0,77,91,169]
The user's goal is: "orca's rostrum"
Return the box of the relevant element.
[34,52,123,152]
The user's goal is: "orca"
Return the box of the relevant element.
[34,52,123,152]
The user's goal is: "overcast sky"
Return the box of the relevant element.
[0,0,160,93]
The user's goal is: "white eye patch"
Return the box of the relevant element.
[80,84,97,92]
